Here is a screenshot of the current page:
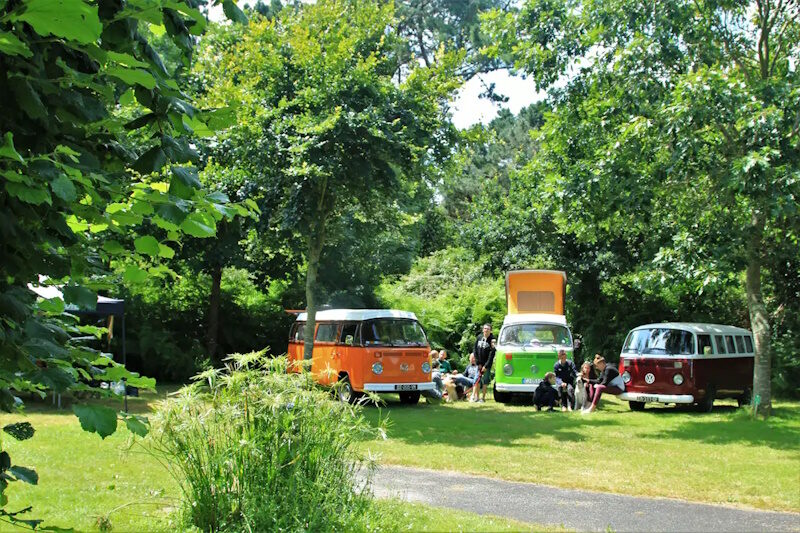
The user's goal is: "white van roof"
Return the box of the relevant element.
[295,309,418,322]
[502,313,568,327]
[632,322,752,335]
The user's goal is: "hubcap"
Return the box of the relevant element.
[339,383,352,402]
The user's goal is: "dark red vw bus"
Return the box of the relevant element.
[618,323,754,412]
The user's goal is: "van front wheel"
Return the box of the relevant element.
[336,376,362,404]
[629,401,646,411]
[493,386,510,404]
[697,385,715,413]
[399,391,420,405]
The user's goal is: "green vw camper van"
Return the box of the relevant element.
[493,270,573,404]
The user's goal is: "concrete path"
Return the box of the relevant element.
[371,465,800,532]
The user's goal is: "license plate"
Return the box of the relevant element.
[522,378,541,385]
[638,395,658,403]
[396,384,418,391]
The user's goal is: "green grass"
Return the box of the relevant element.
[0,389,548,532]
[359,395,800,513]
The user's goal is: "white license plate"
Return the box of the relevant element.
[638,396,658,403]
[522,378,541,385]
[396,384,418,391]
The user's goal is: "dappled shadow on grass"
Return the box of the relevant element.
[647,406,800,451]
[360,397,622,448]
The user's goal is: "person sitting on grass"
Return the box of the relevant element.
[583,356,625,414]
[438,350,453,374]
[575,361,593,410]
[533,372,560,411]
[444,354,480,402]
[422,359,444,403]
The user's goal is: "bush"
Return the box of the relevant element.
[148,352,381,532]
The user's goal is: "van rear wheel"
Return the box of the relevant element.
[399,391,420,405]
[697,384,716,413]
[629,401,646,411]
[737,387,752,408]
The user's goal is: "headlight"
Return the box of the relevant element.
[372,362,383,375]
[622,371,631,384]
[421,362,431,373]
[503,364,513,376]
[530,365,539,375]
[673,373,684,385]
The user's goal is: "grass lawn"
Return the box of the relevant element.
[359,394,800,513]
[0,389,551,532]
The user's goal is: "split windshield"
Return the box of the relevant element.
[499,324,572,347]
[622,328,695,355]
[361,319,427,347]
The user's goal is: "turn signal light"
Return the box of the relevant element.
[504,353,512,360]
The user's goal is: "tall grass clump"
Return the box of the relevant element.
[148,351,380,532]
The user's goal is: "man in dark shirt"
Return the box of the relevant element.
[553,349,578,411]
[472,323,496,402]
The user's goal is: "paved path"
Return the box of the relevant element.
[371,465,800,532]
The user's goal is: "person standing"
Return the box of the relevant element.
[472,323,496,402]
[553,349,578,411]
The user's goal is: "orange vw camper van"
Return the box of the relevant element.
[288,309,434,404]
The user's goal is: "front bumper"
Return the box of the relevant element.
[619,392,694,404]
[363,382,435,392]
[494,382,540,393]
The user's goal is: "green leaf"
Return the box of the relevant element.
[0,31,32,58]
[8,465,38,485]
[50,175,77,202]
[123,414,149,437]
[38,297,65,314]
[102,240,126,255]
[5,182,51,205]
[133,235,160,257]
[222,0,248,24]
[12,0,102,44]
[123,264,148,283]
[0,133,24,163]
[10,78,46,120]
[73,404,118,439]
[106,51,149,68]
[106,66,157,89]
[158,243,175,258]
[180,212,216,237]
[169,166,201,199]
[133,146,167,175]
[63,285,96,310]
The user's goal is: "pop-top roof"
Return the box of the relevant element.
[295,309,418,322]
[502,313,568,327]
[632,322,751,335]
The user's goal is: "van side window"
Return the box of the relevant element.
[744,336,754,353]
[725,335,736,353]
[290,322,305,342]
[697,334,713,355]
[715,335,726,354]
[735,335,746,353]
[315,323,339,343]
[339,323,358,345]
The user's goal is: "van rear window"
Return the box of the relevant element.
[697,334,713,355]
[735,335,746,353]
[744,336,754,353]
[315,323,338,342]
[725,335,736,353]
[715,335,726,354]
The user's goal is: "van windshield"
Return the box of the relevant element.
[623,328,694,355]
[361,319,427,347]
[499,324,572,348]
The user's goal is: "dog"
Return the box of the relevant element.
[574,376,588,410]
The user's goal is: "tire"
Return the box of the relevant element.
[399,391,420,405]
[737,387,752,408]
[493,385,510,404]
[629,401,646,411]
[697,384,716,413]
[336,375,362,405]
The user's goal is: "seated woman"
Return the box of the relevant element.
[533,372,560,411]
[583,356,625,413]
[574,361,593,410]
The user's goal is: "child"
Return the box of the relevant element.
[574,361,592,410]
[533,372,560,411]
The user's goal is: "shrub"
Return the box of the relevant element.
[147,352,380,532]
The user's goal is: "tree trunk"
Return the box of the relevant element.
[746,211,772,417]
[206,264,223,364]
[303,221,326,361]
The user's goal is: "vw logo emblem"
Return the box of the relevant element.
[400,363,409,372]
[644,372,655,384]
